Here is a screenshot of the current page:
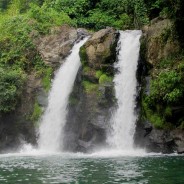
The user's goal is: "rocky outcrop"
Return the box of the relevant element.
[143,18,180,65]
[135,18,184,154]
[63,28,118,152]
[135,122,184,154]
[35,25,78,68]
[84,28,117,70]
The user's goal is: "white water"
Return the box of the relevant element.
[38,38,88,152]
[108,30,142,151]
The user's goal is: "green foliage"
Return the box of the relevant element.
[80,46,88,66]
[54,0,90,18]
[142,97,168,129]
[48,0,149,30]
[0,1,74,113]
[95,70,103,79]
[0,0,11,11]
[79,9,116,29]
[0,68,26,112]
[149,114,165,129]
[142,52,184,129]
[83,66,90,73]
[113,13,132,30]
[164,106,172,117]
[82,80,98,93]
[149,71,183,104]
[30,101,42,122]
[99,74,112,84]
[28,3,73,33]
[0,1,72,71]
[0,15,41,70]
[41,67,53,92]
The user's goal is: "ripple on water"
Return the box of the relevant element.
[0,153,184,184]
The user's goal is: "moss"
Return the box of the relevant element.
[42,67,53,92]
[95,70,103,79]
[142,97,174,129]
[99,74,113,84]
[160,27,172,43]
[142,98,164,128]
[30,101,42,122]
[69,96,79,105]
[80,46,88,66]
[83,66,90,75]
[164,106,172,117]
[179,122,184,129]
[82,80,98,93]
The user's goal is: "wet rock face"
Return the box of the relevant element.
[134,121,184,154]
[64,28,118,152]
[64,69,114,153]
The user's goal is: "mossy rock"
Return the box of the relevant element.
[30,101,43,123]
[80,46,88,66]
[99,74,113,84]
[82,80,98,94]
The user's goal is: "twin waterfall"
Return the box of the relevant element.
[38,38,89,151]
[38,31,142,153]
[108,30,142,150]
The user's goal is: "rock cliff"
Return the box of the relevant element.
[135,18,184,154]
[63,28,118,152]
[0,25,79,152]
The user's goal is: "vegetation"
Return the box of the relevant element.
[0,0,184,131]
[99,74,112,84]
[0,68,26,112]
[41,67,53,92]
[142,53,184,129]
[0,0,72,113]
[30,101,42,122]
[82,80,98,93]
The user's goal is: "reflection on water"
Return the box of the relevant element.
[0,154,184,184]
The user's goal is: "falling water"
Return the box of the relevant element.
[108,30,142,150]
[38,37,88,152]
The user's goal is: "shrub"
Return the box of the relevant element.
[0,68,26,112]
[149,71,184,104]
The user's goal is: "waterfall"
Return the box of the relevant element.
[108,30,142,150]
[38,37,88,152]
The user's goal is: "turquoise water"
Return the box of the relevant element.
[0,153,184,184]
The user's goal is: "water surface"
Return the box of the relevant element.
[0,153,183,184]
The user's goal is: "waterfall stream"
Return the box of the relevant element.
[108,30,142,151]
[38,38,88,152]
